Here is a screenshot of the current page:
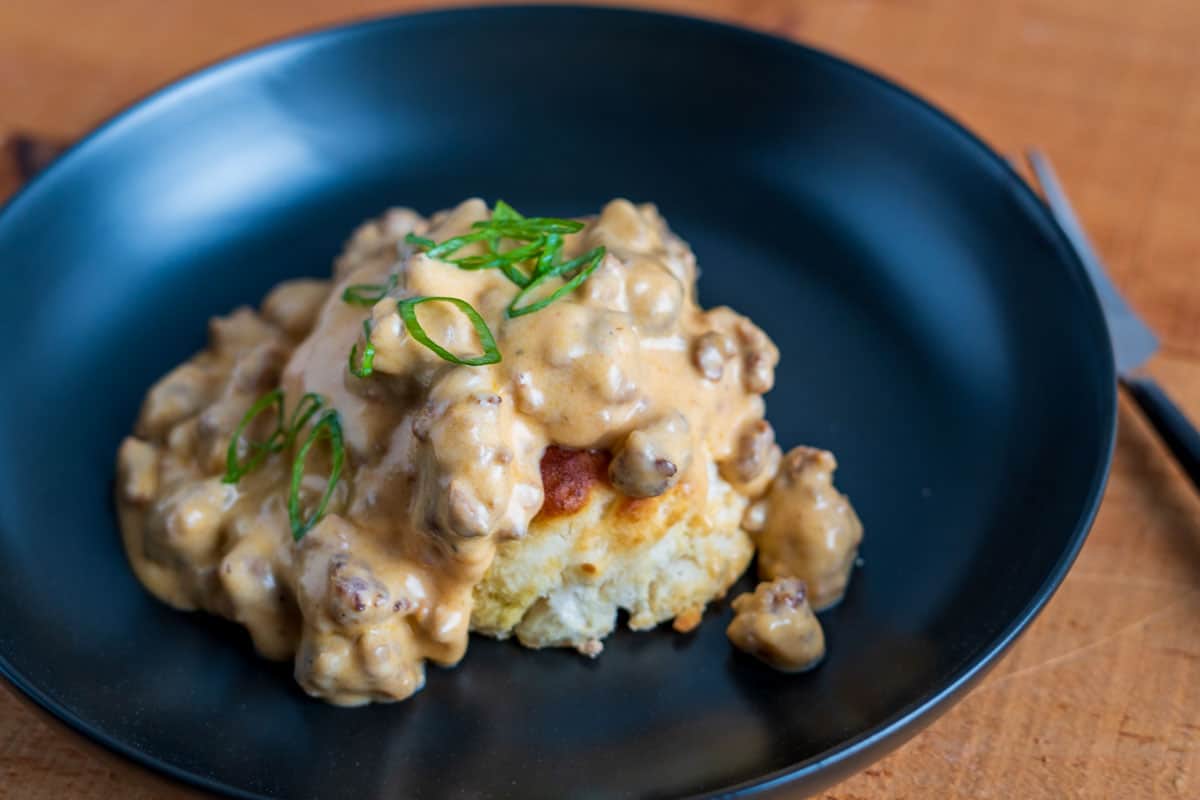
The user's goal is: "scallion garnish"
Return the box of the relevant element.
[341,274,398,307]
[348,319,376,378]
[471,218,584,236]
[404,233,436,249]
[285,392,325,436]
[421,229,493,260]
[405,201,585,291]
[508,246,605,318]
[447,243,533,270]
[223,391,328,484]
[448,238,543,287]
[223,389,286,483]
[221,389,344,541]
[491,199,523,222]
[397,296,501,366]
[389,202,605,365]
[535,233,563,276]
[288,409,345,541]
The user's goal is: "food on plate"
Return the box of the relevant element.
[726,577,825,672]
[115,198,863,705]
[743,447,864,611]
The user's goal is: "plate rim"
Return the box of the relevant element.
[0,5,1117,798]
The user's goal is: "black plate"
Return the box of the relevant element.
[0,7,1114,798]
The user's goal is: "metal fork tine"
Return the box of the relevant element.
[1025,149,1159,375]
[1024,150,1107,278]
[1005,153,1036,194]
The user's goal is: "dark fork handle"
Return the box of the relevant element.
[1122,376,1200,493]
[4,132,66,182]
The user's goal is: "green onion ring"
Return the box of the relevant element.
[348,319,377,378]
[507,246,605,318]
[341,274,398,307]
[288,410,345,541]
[223,389,285,483]
[397,296,501,366]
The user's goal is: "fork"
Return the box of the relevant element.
[1024,150,1200,494]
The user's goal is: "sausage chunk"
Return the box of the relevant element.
[609,412,692,498]
[755,447,863,610]
[726,577,825,672]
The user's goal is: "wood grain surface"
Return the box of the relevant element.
[2,1,1198,798]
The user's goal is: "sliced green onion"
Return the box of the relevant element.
[473,218,584,236]
[286,393,325,438]
[223,389,286,483]
[449,238,543,287]
[404,232,436,249]
[450,238,543,271]
[288,410,345,541]
[341,274,398,307]
[426,230,494,259]
[405,203,585,290]
[410,228,530,285]
[507,246,605,318]
[479,232,535,286]
[491,199,524,222]
[499,262,533,288]
[397,296,501,366]
[535,233,563,275]
[397,203,598,352]
[348,319,376,378]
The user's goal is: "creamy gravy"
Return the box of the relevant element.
[748,447,864,611]
[116,198,863,704]
[726,577,826,672]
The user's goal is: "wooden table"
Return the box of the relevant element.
[2,1,1197,797]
